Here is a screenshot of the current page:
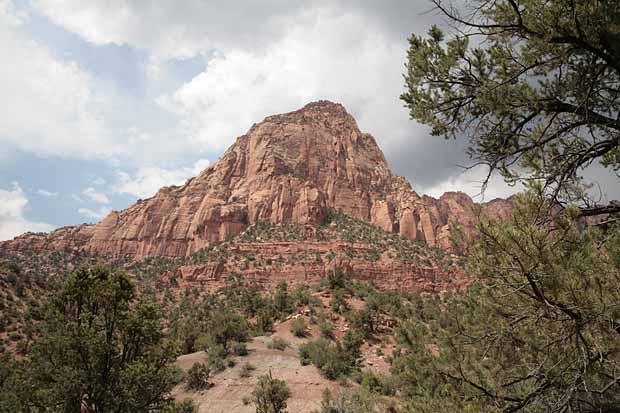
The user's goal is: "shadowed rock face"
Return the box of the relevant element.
[1,101,511,260]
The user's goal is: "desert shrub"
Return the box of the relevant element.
[292,284,311,307]
[267,337,289,351]
[330,289,348,314]
[220,278,265,317]
[15,340,28,355]
[186,362,210,391]
[256,307,276,335]
[319,319,334,339]
[232,341,248,356]
[240,362,256,378]
[360,372,391,395]
[290,317,307,337]
[164,399,198,413]
[174,318,201,354]
[347,306,377,339]
[299,332,362,380]
[299,339,330,366]
[317,388,379,413]
[16,266,181,412]
[208,357,226,373]
[205,342,228,372]
[273,281,293,315]
[252,371,290,413]
[326,267,347,290]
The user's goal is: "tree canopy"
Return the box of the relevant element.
[397,2,620,412]
[0,266,180,412]
[393,191,620,412]
[402,0,620,212]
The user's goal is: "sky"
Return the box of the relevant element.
[1,0,616,241]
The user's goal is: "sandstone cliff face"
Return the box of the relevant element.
[1,101,511,260]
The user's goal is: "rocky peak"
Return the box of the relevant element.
[1,101,512,260]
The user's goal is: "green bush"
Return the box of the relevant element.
[232,341,248,356]
[290,317,307,337]
[208,309,250,351]
[256,308,275,335]
[267,337,289,351]
[186,362,210,390]
[330,289,348,314]
[164,399,198,413]
[240,362,256,378]
[205,342,228,372]
[326,268,347,290]
[292,284,311,307]
[273,281,293,315]
[347,306,376,339]
[318,387,378,413]
[319,320,334,339]
[252,372,290,413]
[299,339,330,366]
[299,333,362,380]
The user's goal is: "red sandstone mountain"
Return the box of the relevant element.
[1,101,511,260]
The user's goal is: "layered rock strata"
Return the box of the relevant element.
[1,101,511,260]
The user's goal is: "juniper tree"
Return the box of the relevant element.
[20,266,179,412]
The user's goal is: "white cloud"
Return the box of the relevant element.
[157,8,413,153]
[92,177,106,186]
[36,189,58,197]
[78,206,111,221]
[155,5,509,194]
[114,158,210,199]
[0,1,124,160]
[35,0,310,61]
[0,183,54,241]
[82,187,110,204]
[422,165,522,201]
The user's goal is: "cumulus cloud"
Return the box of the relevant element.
[35,0,312,61]
[114,158,210,199]
[159,8,426,154]
[152,5,470,192]
[81,187,110,204]
[36,189,58,197]
[78,206,111,221]
[0,1,125,160]
[92,177,106,186]
[35,0,438,60]
[0,183,54,240]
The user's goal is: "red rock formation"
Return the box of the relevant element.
[1,101,511,260]
[172,239,467,293]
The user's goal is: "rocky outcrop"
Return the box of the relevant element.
[1,101,511,260]
[171,239,467,293]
